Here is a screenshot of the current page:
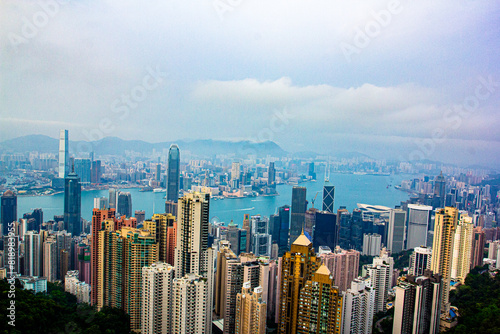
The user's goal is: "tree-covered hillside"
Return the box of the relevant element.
[0,279,130,334]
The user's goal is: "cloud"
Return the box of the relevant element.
[191,77,498,141]
[0,0,499,167]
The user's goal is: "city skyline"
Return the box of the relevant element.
[2,1,500,167]
[2,1,500,333]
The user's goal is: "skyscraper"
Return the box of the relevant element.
[93,197,108,210]
[74,158,91,185]
[290,186,307,244]
[167,144,180,202]
[342,277,375,334]
[268,161,276,186]
[392,270,442,334]
[362,233,382,256]
[322,183,335,213]
[220,257,266,333]
[90,208,116,306]
[134,210,145,226]
[308,162,316,179]
[243,214,251,252]
[173,192,213,332]
[434,172,446,208]
[24,231,42,277]
[166,218,177,266]
[215,241,238,318]
[235,283,267,334]
[470,226,486,269]
[320,246,360,293]
[406,204,432,250]
[155,163,162,182]
[338,209,352,249]
[43,237,57,282]
[143,213,176,265]
[297,264,342,334]
[409,246,432,276]
[277,205,290,256]
[108,188,117,209]
[165,200,178,217]
[278,231,321,334]
[431,206,458,313]
[304,208,317,237]
[175,193,210,278]
[224,259,245,334]
[64,171,81,236]
[53,230,72,280]
[227,221,246,256]
[267,260,279,323]
[364,254,393,314]
[269,205,291,257]
[98,226,158,331]
[122,227,158,331]
[351,209,364,251]
[141,262,174,334]
[172,273,211,334]
[251,214,268,235]
[387,209,406,253]
[1,190,17,237]
[76,244,91,284]
[117,192,132,218]
[23,208,43,232]
[91,160,102,184]
[58,129,69,178]
[231,161,241,185]
[451,214,473,284]
[252,233,272,257]
[312,210,338,251]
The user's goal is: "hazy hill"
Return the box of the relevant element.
[0,134,287,158]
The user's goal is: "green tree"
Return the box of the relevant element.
[0,279,130,333]
[447,269,500,333]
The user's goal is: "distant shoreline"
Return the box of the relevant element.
[16,185,141,198]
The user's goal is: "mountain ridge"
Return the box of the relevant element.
[0,134,287,158]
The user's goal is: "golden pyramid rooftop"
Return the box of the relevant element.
[315,264,331,276]
[292,230,312,247]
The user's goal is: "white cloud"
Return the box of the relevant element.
[0,0,498,167]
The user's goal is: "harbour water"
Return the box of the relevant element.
[16,173,410,228]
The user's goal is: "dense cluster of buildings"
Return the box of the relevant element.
[1,129,499,333]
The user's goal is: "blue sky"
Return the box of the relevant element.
[1,0,499,167]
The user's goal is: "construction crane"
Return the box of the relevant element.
[311,191,321,208]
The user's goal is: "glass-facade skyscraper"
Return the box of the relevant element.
[117,192,132,218]
[1,190,17,236]
[322,183,335,213]
[74,158,91,185]
[166,144,180,202]
[58,129,69,178]
[278,205,290,256]
[312,211,337,251]
[290,186,307,244]
[64,171,81,236]
[268,161,275,185]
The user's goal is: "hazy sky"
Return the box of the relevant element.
[1,0,499,167]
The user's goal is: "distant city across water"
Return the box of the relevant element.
[14,173,411,228]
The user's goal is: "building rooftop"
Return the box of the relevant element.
[315,264,331,276]
[293,231,312,247]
